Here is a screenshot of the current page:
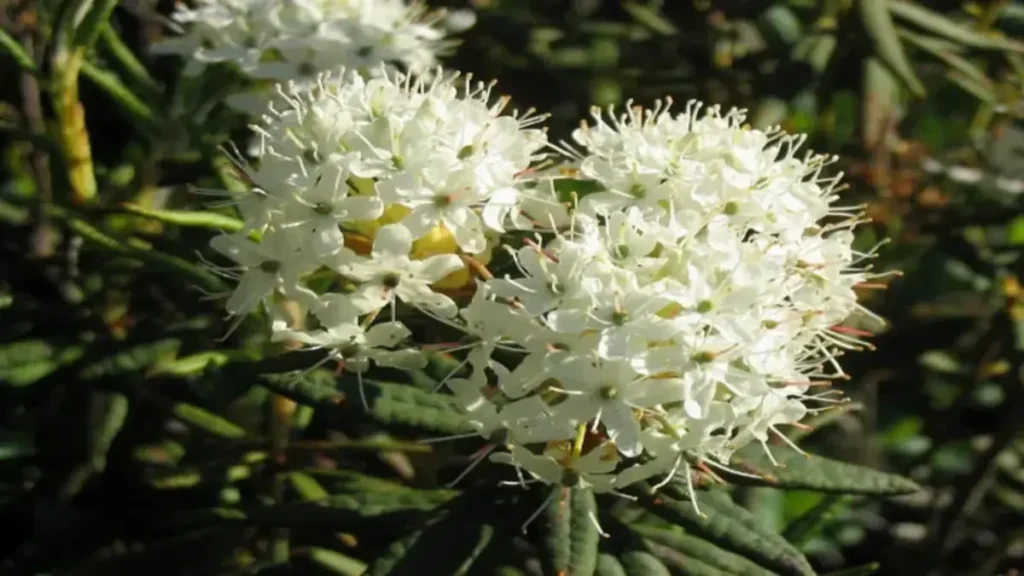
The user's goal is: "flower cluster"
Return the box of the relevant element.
[206,67,547,402]
[153,0,449,80]
[206,67,881,498]
[444,101,882,497]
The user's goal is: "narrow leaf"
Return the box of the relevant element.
[367,496,495,576]
[859,0,926,97]
[619,550,672,576]
[899,29,995,91]
[635,488,813,576]
[70,0,120,50]
[621,3,678,35]
[78,338,180,380]
[99,24,160,95]
[288,471,331,500]
[723,445,921,495]
[50,205,225,292]
[307,547,368,576]
[945,69,997,103]
[85,390,129,472]
[596,554,629,576]
[0,28,37,74]
[176,490,454,529]
[640,542,729,576]
[889,2,1024,52]
[0,339,85,387]
[782,495,847,545]
[80,60,159,133]
[149,351,251,377]
[120,203,244,233]
[147,462,258,489]
[72,527,248,576]
[628,523,777,576]
[543,487,601,576]
[260,371,472,435]
[171,403,248,438]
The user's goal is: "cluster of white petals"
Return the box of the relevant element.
[153,0,449,80]
[205,64,882,499]
[205,67,548,403]
[442,101,884,497]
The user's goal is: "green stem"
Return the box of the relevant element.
[51,49,97,205]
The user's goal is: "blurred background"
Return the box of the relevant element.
[2,0,1024,575]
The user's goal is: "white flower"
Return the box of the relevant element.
[283,176,385,257]
[446,374,575,445]
[550,360,687,457]
[276,317,425,373]
[255,67,548,255]
[334,224,463,317]
[489,243,592,315]
[209,230,319,316]
[153,0,450,81]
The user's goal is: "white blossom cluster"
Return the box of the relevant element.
[445,101,883,497]
[153,0,449,80]
[205,66,882,499]
[205,67,548,403]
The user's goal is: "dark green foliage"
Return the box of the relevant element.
[541,487,601,576]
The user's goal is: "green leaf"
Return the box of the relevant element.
[822,563,880,576]
[619,550,672,576]
[888,2,1024,53]
[898,29,994,91]
[596,553,629,576]
[260,371,473,435]
[69,0,120,50]
[171,403,248,438]
[149,351,253,377]
[367,496,495,576]
[120,203,244,233]
[722,445,921,495]
[302,469,430,494]
[944,69,997,103]
[859,0,926,97]
[622,3,677,35]
[758,5,803,48]
[628,523,777,576]
[639,544,729,576]
[0,339,85,387]
[99,25,160,96]
[146,461,259,490]
[308,547,368,576]
[542,487,601,576]
[634,489,813,576]
[50,204,225,293]
[552,177,604,203]
[78,338,180,380]
[1009,216,1024,245]
[289,471,331,500]
[80,60,159,133]
[85,390,129,472]
[72,527,249,576]
[177,490,455,529]
[782,495,847,545]
[0,28,37,74]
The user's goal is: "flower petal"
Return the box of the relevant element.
[373,224,414,258]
